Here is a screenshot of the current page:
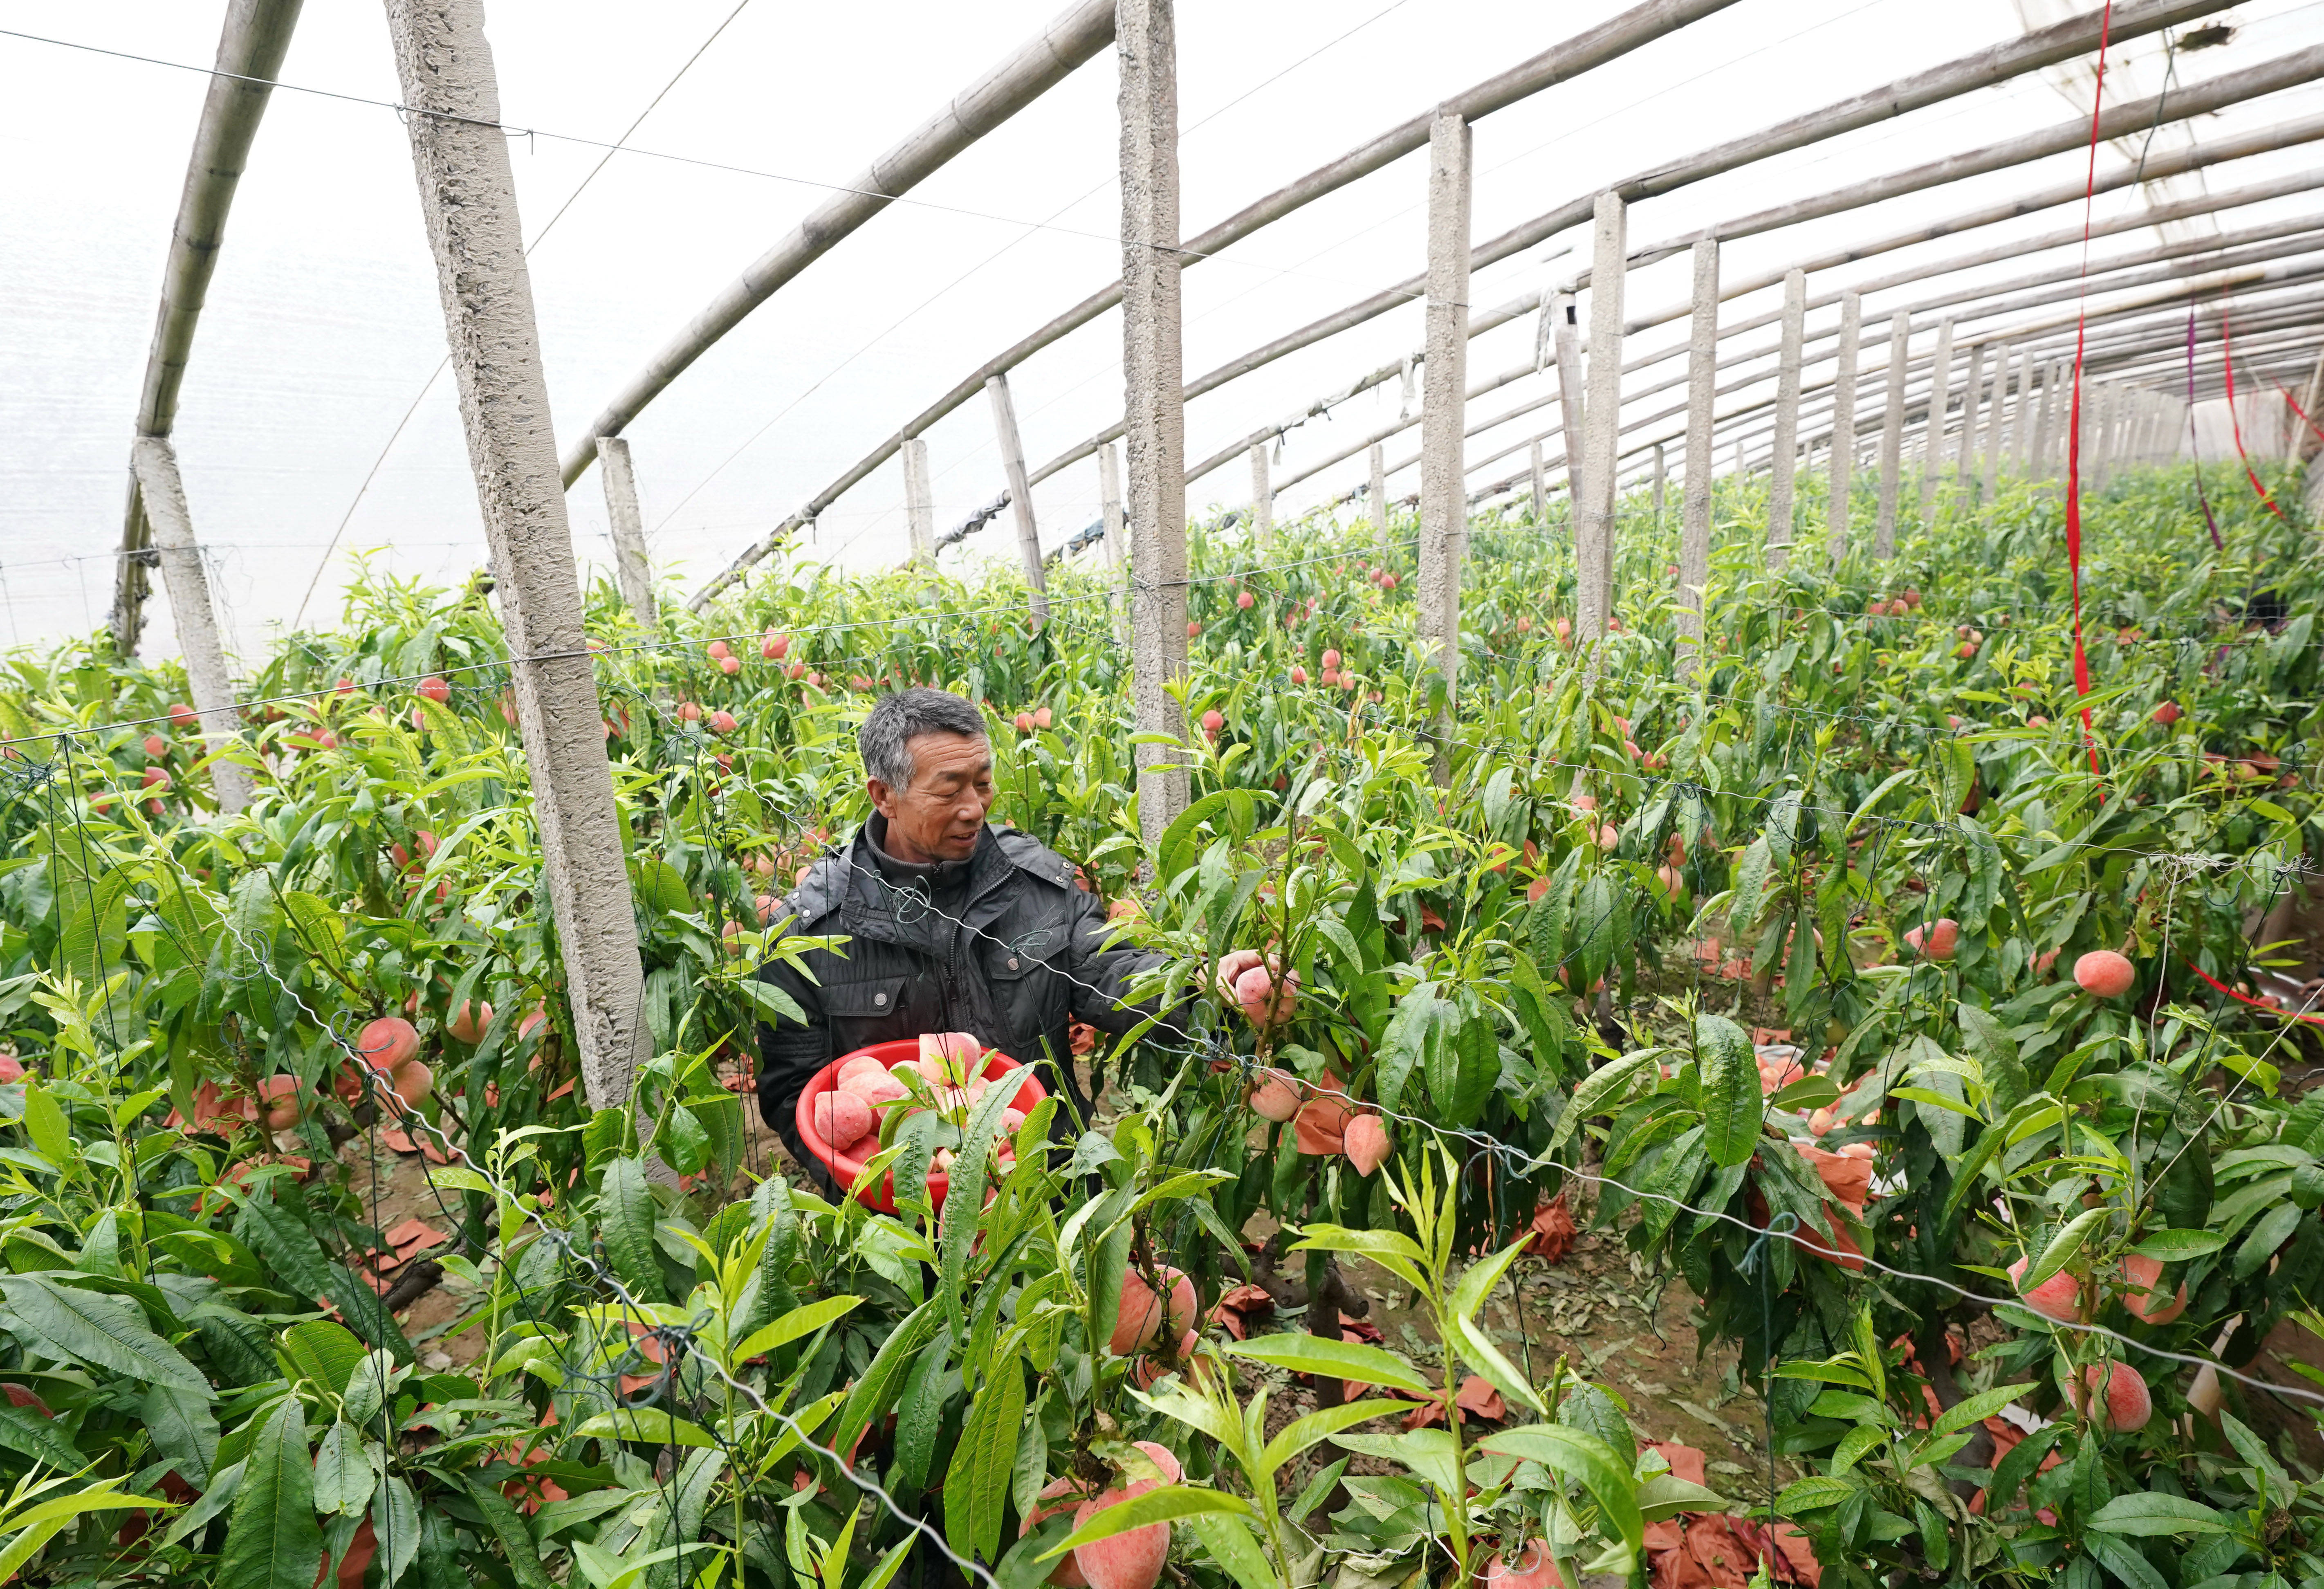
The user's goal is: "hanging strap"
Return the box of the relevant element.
[2062,3,2114,785]
[2219,310,2289,523]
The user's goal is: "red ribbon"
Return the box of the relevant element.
[2181,956,2324,1027]
[2062,3,2112,784]
[2276,376,2324,448]
[2219,310,2288,523]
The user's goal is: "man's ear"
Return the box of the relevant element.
[866,776,895,817]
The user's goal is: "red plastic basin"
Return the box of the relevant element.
[795,1038,1044,1213]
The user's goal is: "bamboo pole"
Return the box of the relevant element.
[986,373,1048,622]
[1678,236,1717,669]
[129,438,254,815]
[1120,0,1189,854]
[115,0,306,657]
[902,435,937,566]
[1419,110,1473,729]
[383,0,647,1112]
[1577,192,1627,638]
[1768,269,1805,568]
[1826,291,1860,566]
[1875,311,1908,558]
[596,437,655,630]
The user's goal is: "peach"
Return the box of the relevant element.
[2120,1253,2186,1325]
[1904,918,1959,960]
[836,1053,891,1092]
[168,702,199,729]
[1247,1078,1301,1121]
[2074,950,2135,999]
[1071,1442,1182,1589]
[1343,1115,1393,1177]
[1480,1540,1565,1589]
[354,1017,420,1075]
[449,1001,493,1044]
[2069,1359,2152,1432]
[763,632,791,660]
[1596,824,1619,852]
[845,1070,909,1110]
[390,1059,433,1108]
[418,676,451,704]
[2151,700,2180,725]
[1110,1271,1197,1356]
[257,1074,305,1131]
[1293,1091,1352,1156]
[1233,964,1297,1026]
[1023,1476,1093,1588]
[812,1091,874,1148]
[2008,1256,2081,1323]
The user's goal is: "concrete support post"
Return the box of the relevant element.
[1677,235,1718,672]
[1551,291,1586,516]
[1098,439,1130,647]
[1875,310,1908,558]
[1418,109,1473,720]
[1529,440,1546,527]
[382,0,646,1109]
[2088,383,2111,488]
[902,435,937,566]
[1767,268,1806,568]
[2010,348,2037,476]
[129,437,254,815]
[985,372,1048,622]
[1651,443,1666,525]
[1826,290,1860,566]
[2030,361,2057,480]
[1368,442,1389,538]
[1576,190,1626,637]
[595,436,655,630]
[1979,343,2009,500]
[1921,316,1953,523]
[1247,442,1272,539]
[1955,341,1985,497]
[1119,0,1189,855]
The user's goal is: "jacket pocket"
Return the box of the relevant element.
[823,976,912,1053]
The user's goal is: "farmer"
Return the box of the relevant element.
[754,687,1283,1185]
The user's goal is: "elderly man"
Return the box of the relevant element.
[755,687,1275,1185]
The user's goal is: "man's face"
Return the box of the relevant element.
[868,733,994,863]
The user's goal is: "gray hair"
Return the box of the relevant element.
[859,687,989,789]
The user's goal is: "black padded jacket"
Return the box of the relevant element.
[753,821,1179,1188]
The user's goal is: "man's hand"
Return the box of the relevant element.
[1216,949,1298,1028]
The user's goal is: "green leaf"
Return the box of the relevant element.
[280,1320,369,1397]
[2088,1492,2231,1536]
[1190,1512,1280,1589]
[2082,1531,2170,1589]
[1638,1473,1728,1522]
[1929,1384,2036,1440]
[570,1409,720,1448]
[312,1421,373,1518]
[1827,1425,1887,1477]
[1542,1049,1660,1160]
[20,1081,70,1167]
[943,1351,1026,1566]
[219,1396,322,1589]
[1376,985,1450,1114]
[1286,1223,1426,1290]
[1694,1014,1762,1168]
[1475,1425,1641,1552]
[1260,1398,1420,1476]
[731,1295,862,1366]
[597,1157,667,1304]
[0,1274,210,1397]
[0,1403,81,1472]
[1775,1476,1858,1514]
[1729,837,1774,933]
[1226,1334,1432,1395]
[2130,1229,2227,1261]
[2020,1209,2106,1293]
[461,1473,555,1589]
[1039,1488,1254,1562]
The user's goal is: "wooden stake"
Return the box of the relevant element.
[902,435,937,566]
[129,437,253,814]
[986,372,1048,622]
[1678,235,1718,670]
[596,436,655,629]
[1418,109,1473,728]
[1119,0,1189,853]
[383,0,647,1111]
[1874,309,1908,557]
[1767,268,1806,568]
[1826,290,1860,565]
